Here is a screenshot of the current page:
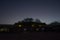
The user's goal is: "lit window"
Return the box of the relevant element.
[0,28,4,31]
[19,25,22,27]
[32,25,34,27]
[36,28,39,31]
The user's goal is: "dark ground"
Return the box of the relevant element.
[0,32,60,40]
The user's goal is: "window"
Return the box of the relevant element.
[0,28,8,32]
[0,28,4,31]
[32,25,34,27]
[36,28,39,31]
[19,25,22,27]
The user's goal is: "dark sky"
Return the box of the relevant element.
[0,0,60,24]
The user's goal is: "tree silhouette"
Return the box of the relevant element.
[49,21,60,26]
[22,18,33,22]
[47,21,60,32]
[35,19,41,23]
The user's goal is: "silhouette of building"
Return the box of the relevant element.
[14,18,46,32]
[0,18,48,32]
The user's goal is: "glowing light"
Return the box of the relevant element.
[36,28,39,31]
[0,28,4,31]
[0,28,8,32]
[19,25,22,27]
[32,25,34,27]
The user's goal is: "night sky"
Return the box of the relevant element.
[0,0,60,24]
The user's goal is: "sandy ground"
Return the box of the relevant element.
[0,32,60,40]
